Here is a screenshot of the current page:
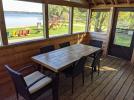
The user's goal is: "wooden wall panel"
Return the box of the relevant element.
[0,32,90,99]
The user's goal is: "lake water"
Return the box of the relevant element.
[4,11,43,28]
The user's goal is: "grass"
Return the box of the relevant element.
[7,22,86,43]
[114,33,132,47]
[7,22,132,46]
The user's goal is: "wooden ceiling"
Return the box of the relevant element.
[66,0,134,8]
[87,0,134,6]
[18,0,134,8]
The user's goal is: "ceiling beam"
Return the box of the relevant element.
[91,3,134,9]
[18,0,89,8]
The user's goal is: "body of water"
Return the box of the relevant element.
[4,11,43,28]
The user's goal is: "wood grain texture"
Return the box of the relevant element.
[5,56,134,100]
[19,0,89,8]
[0,32,90,99]
[32,44,100,72]
[0,0,8,45]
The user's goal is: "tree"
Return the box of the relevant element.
[48,5,68,19]
[128,12,134,29]
[91,12,109,32]
[48,5,69,29]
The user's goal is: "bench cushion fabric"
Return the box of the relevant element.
[24,71,52,94]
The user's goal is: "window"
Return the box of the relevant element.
[48,4,69,37]
[89,11,110,34]
[2,0,44,43]
[114,11,134,47]
[73,8,87,33]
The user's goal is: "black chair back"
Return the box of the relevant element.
[59,42,70,48]
[91,50,103,68]
[4,65,30,99]
[73,56,87,76]
[89,40,103,48]
[40,45,55,54]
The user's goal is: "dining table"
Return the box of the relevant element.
[32,44,101,100]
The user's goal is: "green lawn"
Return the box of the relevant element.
[114,33,132,47]
[7,24,131,46]
[7,23,86,43]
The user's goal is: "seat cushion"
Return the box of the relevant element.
[24,71,52,94]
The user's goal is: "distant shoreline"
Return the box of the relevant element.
[4,11,43,28]
[4,11,43,15]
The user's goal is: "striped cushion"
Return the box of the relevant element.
[24,71,52,94]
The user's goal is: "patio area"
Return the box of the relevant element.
[6,56,134,100]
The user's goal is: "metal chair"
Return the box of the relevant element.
[4,64,56,100]
[91,49,103,80]
[40,45,55,54]
[63,56,87,94]
[59,42,70,48]
[89,40,103,48]
[89,40,103,72]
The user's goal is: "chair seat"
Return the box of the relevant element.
[24,71,52,94]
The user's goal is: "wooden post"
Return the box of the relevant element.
[43,3,49,38]
[69,7,74,34]
[105,7,116,56]
[88,9,92,32]
[131,32,134,63]
[85,9,91,32]
[131,50,134,63]
[0,0,8,45]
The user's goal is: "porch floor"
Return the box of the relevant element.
[7,56,134,100]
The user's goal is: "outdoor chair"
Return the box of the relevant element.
[40,45,55,54]
[88,40,103,71]
[59,42,70,48]
[89,40,103,48]
[63,56,87,94]
[91,49,103,80]
[4,64,56,100]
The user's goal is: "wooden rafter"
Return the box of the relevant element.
[92,0,97,6]
[114,0,118,4]
[91,3,134,9]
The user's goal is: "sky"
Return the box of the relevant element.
[2,0,42,12]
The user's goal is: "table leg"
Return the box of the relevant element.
[52,73,59,100]
[93,53,97,72]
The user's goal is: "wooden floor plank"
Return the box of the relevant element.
[105,63,134,100]
[95,60,129,100]
[76,57,120,100]
[124,74,134,100]
[88,60,127,100]
[115,66,134,100]
[5,57,134,100]
[60,57,113,100]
